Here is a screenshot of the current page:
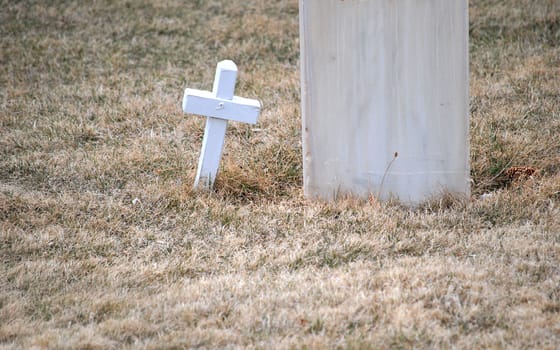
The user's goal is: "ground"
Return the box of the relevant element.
[1,0,559,348]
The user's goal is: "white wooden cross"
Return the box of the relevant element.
[183,60,261,190]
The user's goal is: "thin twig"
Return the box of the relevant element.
[378,152,399,199]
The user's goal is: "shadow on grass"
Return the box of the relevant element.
[213,141,302,204]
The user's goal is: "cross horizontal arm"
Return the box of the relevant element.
[183,88,261,124]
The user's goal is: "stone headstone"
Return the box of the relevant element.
[299,0,470,204]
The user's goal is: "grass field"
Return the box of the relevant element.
[1,0,559,348]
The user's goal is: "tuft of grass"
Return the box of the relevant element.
[1,0,559,348]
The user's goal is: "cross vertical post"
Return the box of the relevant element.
[195,61,236,189]
[182,60,261,190]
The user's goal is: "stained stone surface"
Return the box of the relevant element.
[299,0,470,203]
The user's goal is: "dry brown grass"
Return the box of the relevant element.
[1,0,559,348]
